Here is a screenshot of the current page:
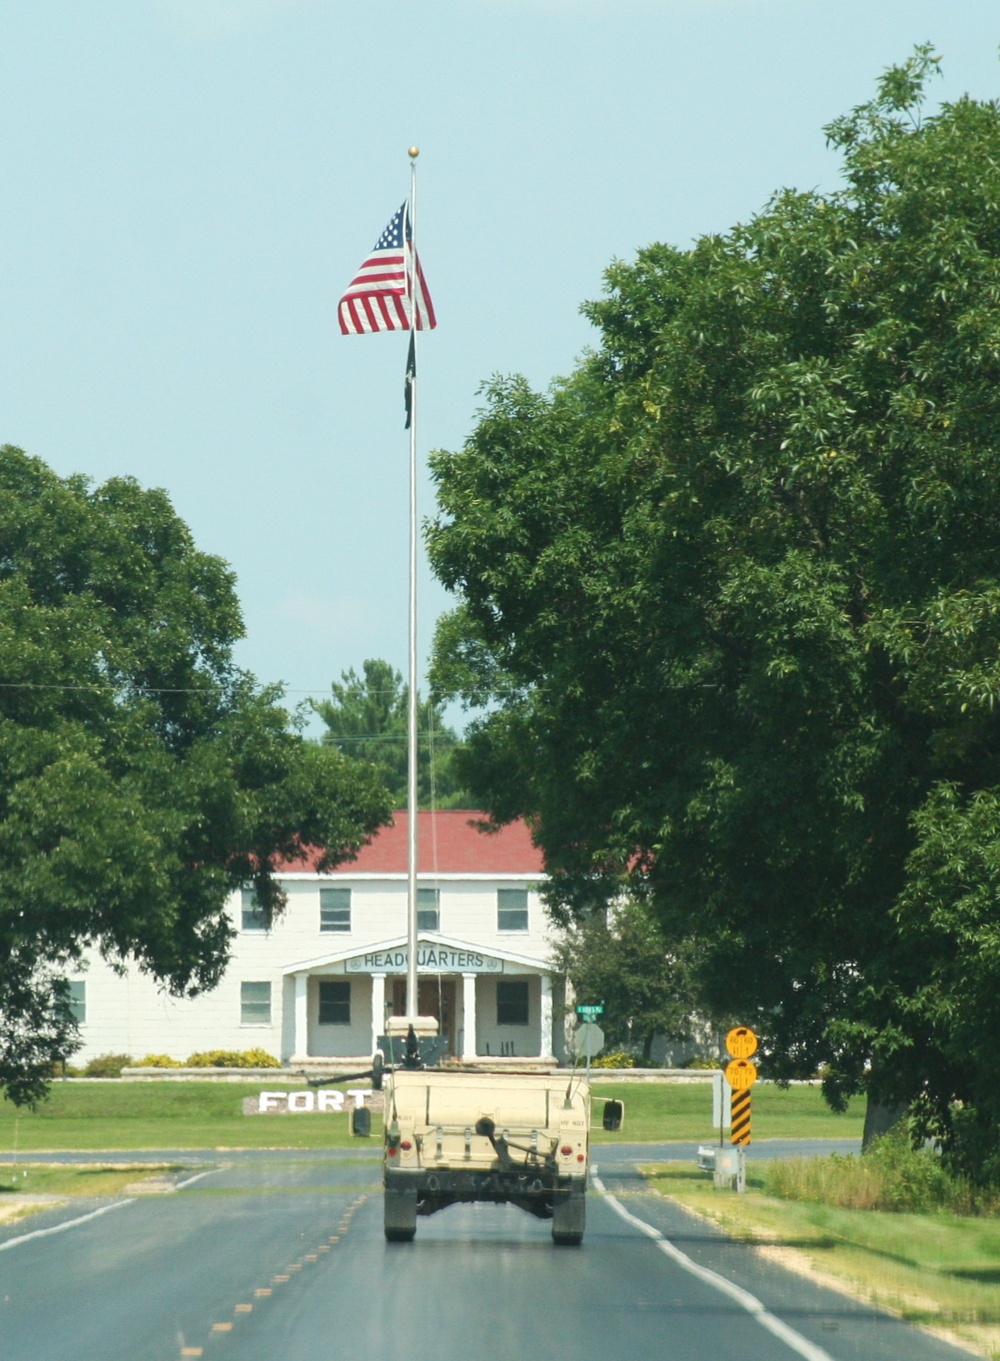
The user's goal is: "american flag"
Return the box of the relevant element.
[338,203,436,335]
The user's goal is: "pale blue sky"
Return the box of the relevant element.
[2,2,999,730]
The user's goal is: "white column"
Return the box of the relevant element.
[562,974,576,1060]
[540,973,553,1059]
[462,973,477,1059]
[294,973,309,1060]
[371,973,386,1055]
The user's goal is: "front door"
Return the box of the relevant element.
[391,977,457,1056]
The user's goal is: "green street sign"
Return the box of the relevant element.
[576,1003,605,1017]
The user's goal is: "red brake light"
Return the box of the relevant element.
[560,1145,573,1156]
[387,1147,397,1156]
[401,1140,412,1151]
[577,1154,585,1162]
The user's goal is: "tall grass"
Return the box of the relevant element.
[763,1129,1000,1215]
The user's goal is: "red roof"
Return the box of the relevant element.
[278,811,545,876]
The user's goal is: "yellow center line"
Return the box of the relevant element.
[211,1322,233,1333]
[273,1274,290,1283]
[254,1288,272,1297]
[180,1350,203,1357]
[235,1304,253,1314]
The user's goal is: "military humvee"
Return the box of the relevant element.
[382,1067,591,1245]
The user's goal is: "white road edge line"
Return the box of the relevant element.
[174,1169,216,1190]
[591,1170,836,1361]
[0,1164,222,1252]
[0,1198,136,1252]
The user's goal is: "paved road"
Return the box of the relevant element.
[9,1137,862,1166]
[0,1146,977,1361]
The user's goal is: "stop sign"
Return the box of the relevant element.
[575,1022,605,1059]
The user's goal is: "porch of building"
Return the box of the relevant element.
[282,932,560,1063]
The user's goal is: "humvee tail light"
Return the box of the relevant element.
[560,1145,573,1156]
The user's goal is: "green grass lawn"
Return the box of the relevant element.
[0,1162,180,1198]
[0,1161,189,1228]
[0,1081,376,1151]
[641,1162,1000,1360]
[0,1078,862,1152]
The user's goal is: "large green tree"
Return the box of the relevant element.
[312,658,470,809]
[0,446,392,1104]
[554,902,704,1064]
[428,51,1000,1172]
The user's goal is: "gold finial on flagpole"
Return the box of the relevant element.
[408,145,420,159]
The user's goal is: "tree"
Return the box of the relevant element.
[0,446,392,1105]
[554,902,704,1064]
[312,658,470,809]
[428,50,1000,1172]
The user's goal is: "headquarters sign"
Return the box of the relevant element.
[343,946,503,974]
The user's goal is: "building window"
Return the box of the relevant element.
[66,980,86,1025]
[497,980,529,1026]
[417,887,439,932]
[241,981,271,1025]
[319,980,351,1025]
[241,889,267,932]
[497,888,529,932]
[320,887,351,932]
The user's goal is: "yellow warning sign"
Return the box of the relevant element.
[725,1058,758,1090]
[725,1026,758,1060]
[731,1089,751,1145]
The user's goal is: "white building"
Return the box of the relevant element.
[68,811,571,1066]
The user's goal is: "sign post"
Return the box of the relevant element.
[723,1027,759,1193]
[711,1069,729,1139]
[574,1021,604,1081]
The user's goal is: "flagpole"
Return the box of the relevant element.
[405,145,420,1022]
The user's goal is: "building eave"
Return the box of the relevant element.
[282,931,554,976]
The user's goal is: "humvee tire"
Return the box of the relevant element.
[552,1190,585,1246]
[384,1187,417,1242]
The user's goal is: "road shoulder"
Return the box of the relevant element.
[594,1159,982,1361]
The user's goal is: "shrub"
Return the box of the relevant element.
[682,1057,720,1070]
[240,1048,281,1069]
[864,1127,955,1212]
[592,1051,635,1069]
[83,1053,133,1078]
[763,1128,984,1214]
[185,1048,280,1069]
[137,1054,182,1068]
